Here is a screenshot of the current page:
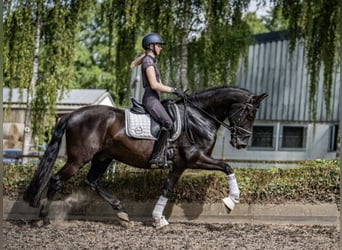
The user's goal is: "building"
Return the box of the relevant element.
[3,88,115,123]
[211,31,340,167]
[3,88,115,152]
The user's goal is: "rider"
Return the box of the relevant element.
[131,32,185,166]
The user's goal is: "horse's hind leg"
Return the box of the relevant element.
[85,158,129,222]
[39,160,84,225]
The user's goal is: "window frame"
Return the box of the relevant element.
[328,124,339,152]
[279,124,307,151]
[248,124,276,151]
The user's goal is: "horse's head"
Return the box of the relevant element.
[228,93,268,149]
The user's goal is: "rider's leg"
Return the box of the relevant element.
[149,126,170,166]
[144,99,173,166]
[149,120,172,166]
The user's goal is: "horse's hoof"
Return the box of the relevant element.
[43,217,51,226]
[117,211,130,222]
[222,196,239,214]
[118,219,133,228]
[153,216,169,229]
[33,218,50,227]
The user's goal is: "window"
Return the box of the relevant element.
[250,125,275,149]
[280,126,306,150]
[329,125,339,152]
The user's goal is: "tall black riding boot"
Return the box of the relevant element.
[149,127,170,167]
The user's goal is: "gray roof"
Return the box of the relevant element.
[3,88,114,106]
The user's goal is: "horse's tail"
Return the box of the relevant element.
[23,114,71,208]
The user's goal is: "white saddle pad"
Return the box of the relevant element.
[125,103,182,141]
[125,111,156,140]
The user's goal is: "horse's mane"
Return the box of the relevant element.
[189,85,251,100]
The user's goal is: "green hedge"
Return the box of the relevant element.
[3,159,340,206]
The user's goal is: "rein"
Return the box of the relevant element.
[180,94,253,144]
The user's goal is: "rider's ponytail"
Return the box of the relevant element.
[130,53,145,68]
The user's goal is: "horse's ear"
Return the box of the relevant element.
[252,93,268,107]
[254,93,268,104]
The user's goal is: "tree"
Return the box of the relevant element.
[146,0,251,90]
[87,0,252,103]
[244,12,269,34]
[270,0,340,118]
[5,0,339,153]
[4,0,94,156]
[268,0,340,157]
[73,3,117,93]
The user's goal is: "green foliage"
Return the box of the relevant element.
[262,4,289,31]
[186,0,252,88]
[3,162,37,195]
[3,0,95,135]
[73,3,117,95]
[271,0,340,118]
[244,12,270,34]
[236,160,340,204]
[4,160,339,206]
[4,0,339,136]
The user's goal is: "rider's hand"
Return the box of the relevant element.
[172,88,186,98]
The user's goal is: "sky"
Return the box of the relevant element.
[248,0,272,17]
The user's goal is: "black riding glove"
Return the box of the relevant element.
[172,88,186,98]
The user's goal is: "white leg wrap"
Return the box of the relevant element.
[153,216,169,229]
[222,174,240,213]
[227,174,240,199]
[152,195,168,219]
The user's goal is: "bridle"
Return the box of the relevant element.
[180,94,255,144]
[227,100,255,136]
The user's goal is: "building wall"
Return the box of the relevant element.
[212,122,337,167]
[236,37,340,122]
[223,32,340,165]
[3,89,115,154]
[3,109,26,123]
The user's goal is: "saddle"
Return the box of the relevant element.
[125,98,181,141]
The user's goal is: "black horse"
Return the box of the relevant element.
[24,86,267,228]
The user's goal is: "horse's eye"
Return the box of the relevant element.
[247,110,255,120]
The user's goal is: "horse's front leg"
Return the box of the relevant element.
[195,153,240,213]
[152,169,184,229]
[221,170,240,213]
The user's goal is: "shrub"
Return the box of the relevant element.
[3,159,340,207]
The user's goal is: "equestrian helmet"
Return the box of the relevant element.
[142,33,165,50]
